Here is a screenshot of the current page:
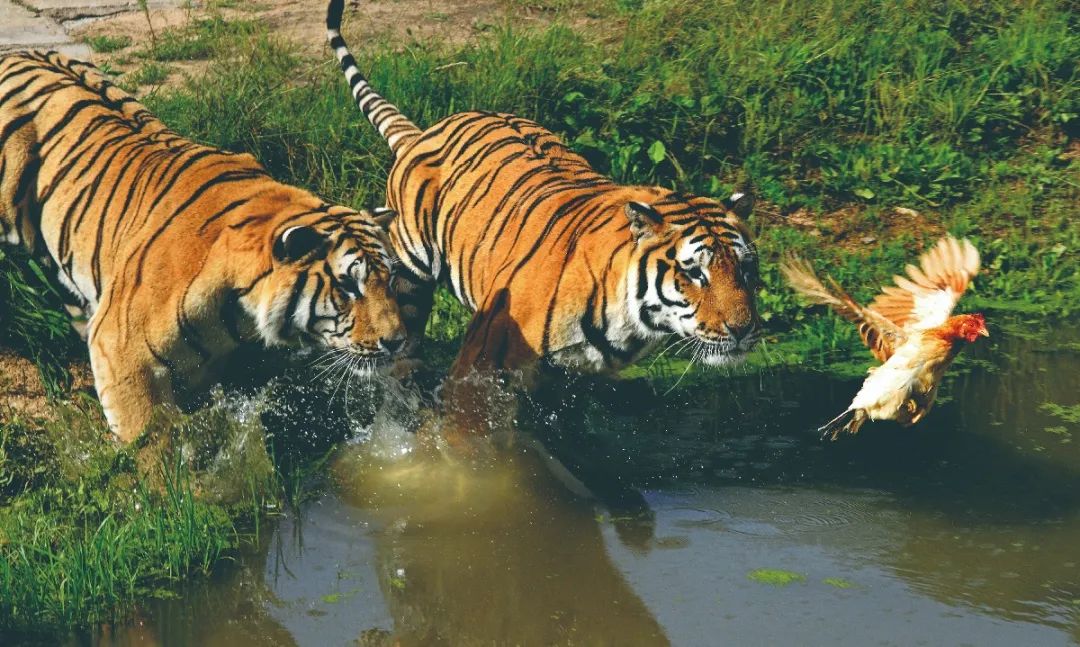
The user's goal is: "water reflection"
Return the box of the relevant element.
[333,435,668,645]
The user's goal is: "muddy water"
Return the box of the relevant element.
[112,323,1080,645]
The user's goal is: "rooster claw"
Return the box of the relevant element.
[819,427,841,442]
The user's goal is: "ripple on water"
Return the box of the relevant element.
[655,487,898,542]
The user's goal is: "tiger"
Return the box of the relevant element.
[326,0,760,384]
[0,50,406,443]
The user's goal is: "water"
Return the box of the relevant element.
[90,323,1080,644]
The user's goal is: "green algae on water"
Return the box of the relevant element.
[747,569,806,586]
[823,577,855,589]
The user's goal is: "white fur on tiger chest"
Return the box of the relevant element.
[546,313,653,373]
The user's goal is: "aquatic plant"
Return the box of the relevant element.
[747,569,807,586]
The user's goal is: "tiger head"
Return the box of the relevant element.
[252,207,407,374]
[626,191,761,366]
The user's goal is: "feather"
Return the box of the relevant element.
[780,255,905,362]
[869,236,980,330]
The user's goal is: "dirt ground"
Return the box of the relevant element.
[0,350,94,422]
[68,0,604,92]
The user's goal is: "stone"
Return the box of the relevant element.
[0,0,91,58]
[25,0,178,22]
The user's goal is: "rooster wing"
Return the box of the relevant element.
[780,256,905,363]
[869,236,980,332]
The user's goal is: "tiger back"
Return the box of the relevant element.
[0,50,406,441]
[327,1,761,383]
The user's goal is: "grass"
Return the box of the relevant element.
[0,397,278,633]
[0,248,81,397]
[822,577,855,589]
[143,2,1077,362]
[747,568,807,586]
[141,15,259,62]
[4,0,1077,387]
[83,34,132,53]
[120,61,172,90]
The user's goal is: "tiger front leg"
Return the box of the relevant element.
[435,289,541,446]
[392,268,436,358]
[88,326,175,443]
[386,268,437,381]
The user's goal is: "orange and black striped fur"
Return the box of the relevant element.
[0,51,406,442]
[328,0,760,381]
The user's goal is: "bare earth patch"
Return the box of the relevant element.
[779,205,946,253]
[67,0,605,93]
[0,350,94,422]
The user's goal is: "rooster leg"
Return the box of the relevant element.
[818,408,869,440]
[844,410,868,437]
[819,409,854,441]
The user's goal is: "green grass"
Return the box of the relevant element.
[83,34,132,53]
[0,397,278,632]
[144,2,1075,350]
[142,15,259,62]
[822,577,855,589]
[747,568,807,586]
[3,0,1077,384]
[0,249,80,397]
[120,61,172,90]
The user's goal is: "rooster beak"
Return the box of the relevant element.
[979,327,990,337]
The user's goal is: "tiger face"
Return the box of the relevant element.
[254,208,407,374]
[627,192,761,366]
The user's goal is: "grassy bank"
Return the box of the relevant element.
[0,0,1077,631]
[0,396,279,634]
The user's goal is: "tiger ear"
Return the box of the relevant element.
[273,225,326,262]
[625,201,663,240]
[724,190,754,219]
[371,207,397,231]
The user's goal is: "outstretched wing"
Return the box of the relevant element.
[781,256,905,363]
[869,236,980,331]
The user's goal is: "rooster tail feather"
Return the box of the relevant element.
[818,408,868,440]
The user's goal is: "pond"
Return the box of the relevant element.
[91,323,1080,645]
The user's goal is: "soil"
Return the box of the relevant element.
[0,350,94,422]
[66,0,606,94]
[777,205,946,253]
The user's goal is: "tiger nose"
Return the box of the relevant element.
[724,321,755,341]
[379,336,406,355]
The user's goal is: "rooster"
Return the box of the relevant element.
[781,236,988,439]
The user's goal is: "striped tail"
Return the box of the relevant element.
[326,0,421,155]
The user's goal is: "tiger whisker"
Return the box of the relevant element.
[311,356,347,379]
[311,349,354,382]
[664,341,700,395]
[317,350,358,383]
[328,354,357,403]
[308,349,338,368]
[343,356,360,419]
[647,335,689,369]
